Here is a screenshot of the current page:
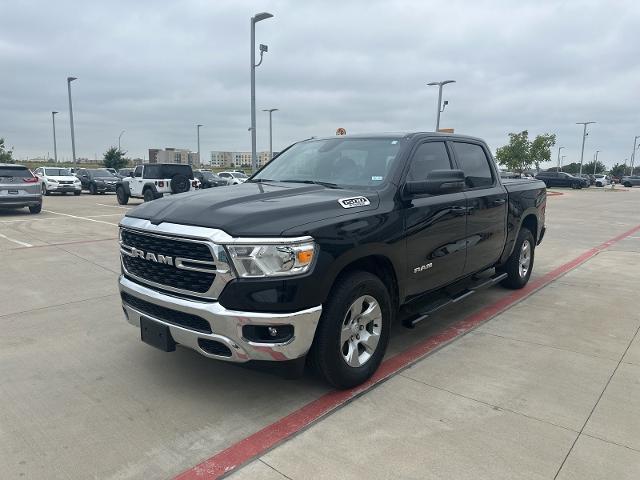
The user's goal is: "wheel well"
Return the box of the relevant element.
[521,214,538,242]
[335,255,399,310]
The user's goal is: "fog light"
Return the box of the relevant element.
[243,325,294,343]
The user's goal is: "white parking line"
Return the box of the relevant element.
[86,213,126,218]
[42,210,119,226]
[0,233,33,247]
[96,203,131,209]
[0,217,67,224]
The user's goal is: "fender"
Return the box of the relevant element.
[142,182,162,199]
[498,206,541,265]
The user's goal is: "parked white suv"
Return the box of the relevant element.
[594,175,611,187]
[218,171,248,185]
[34,167,82,196]
[116,163,199,204]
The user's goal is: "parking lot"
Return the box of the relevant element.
[1,187,640,479]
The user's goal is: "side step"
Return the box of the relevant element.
[402,272,507,328]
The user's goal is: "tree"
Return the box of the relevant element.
[560,162,581,174]
[103,146,128,170]
[0,138,14,163]
[609,163,627,178]
[582,160,606,175]
[495,130,556,173]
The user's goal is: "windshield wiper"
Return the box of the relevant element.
[279,179,340,189]
[248,178,275,183]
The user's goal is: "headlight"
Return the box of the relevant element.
[226,241,316,278]
[48,178,58,183]
[74,178,81,183]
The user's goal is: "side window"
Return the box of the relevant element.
[134,166,143,178]
[452,142,494,188]
[406,142,451,182]
[219,173,229,178]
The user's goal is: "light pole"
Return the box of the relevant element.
[427,80,455,131]
[51,111,58,163]
[196,124,203,165]
[576,121,595,176]
[262,108,278,162]
[67,76,78,164]
[556,146,564,171]
[561,155,566,171]
[593,150,600,175]
[630,135,640,174]
[250,12,274,173]
[118,130,125,152]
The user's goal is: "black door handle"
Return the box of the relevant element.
[492,199,506,206]
[450,206,467,216]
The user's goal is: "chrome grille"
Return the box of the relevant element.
[120,228,229,299]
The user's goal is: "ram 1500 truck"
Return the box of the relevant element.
[118,133,546,388]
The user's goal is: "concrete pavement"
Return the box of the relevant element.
[1,187,640,479]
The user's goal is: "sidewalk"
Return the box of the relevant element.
[228,241,640,479]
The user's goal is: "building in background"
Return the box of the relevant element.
[148,148,199,166]
[210,151,279,169]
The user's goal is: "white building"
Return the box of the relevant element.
[210,151,278,169]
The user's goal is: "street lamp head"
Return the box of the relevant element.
[52,111,58,115]
[253,12,273,23]
[197,124,203,128]
[67,76,77,83]
[262,108,279,113]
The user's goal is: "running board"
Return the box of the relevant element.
[403,272,507,328]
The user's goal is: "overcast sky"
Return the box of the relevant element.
[1,0,638,167]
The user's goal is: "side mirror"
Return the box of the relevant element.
[404,169,465,196]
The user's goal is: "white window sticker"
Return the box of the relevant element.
[371,176,383,181]
[391,140,398,144]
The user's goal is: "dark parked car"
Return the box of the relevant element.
[580,174,595,185]
[118,132,546,388]
[621,176,640,187]
[76,168,118,194]
[535,171,589,189]
[194,170,228,188]
[117,168,133,179]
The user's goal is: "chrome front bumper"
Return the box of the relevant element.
[119,275,322,363]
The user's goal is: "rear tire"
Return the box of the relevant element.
[624,182,632,188]
[29,203,42,214]
[309,271,391,389]
[143,188,155,202]
[116,186,129,205]
[500,228,535,290]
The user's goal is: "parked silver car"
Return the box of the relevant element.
[621,175,640,187]
[0,164,43,213]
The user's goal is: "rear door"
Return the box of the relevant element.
[403,140,467,296]
[450,141,507,275]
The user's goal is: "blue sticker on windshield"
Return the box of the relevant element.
[372,176,383,181]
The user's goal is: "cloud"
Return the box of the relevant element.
[1,0,638,167]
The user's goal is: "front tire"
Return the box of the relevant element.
[309,271,391,389]
[74,190,81,196]
[500,228,535,289]
[89,183,97,195]
[116,186,129,205]
[42,184,50,196]
[624,182,632,188]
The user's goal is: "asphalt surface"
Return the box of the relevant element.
[1,186,639,479]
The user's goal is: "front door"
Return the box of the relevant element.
[450,141,507,275]
[403,140,467,297]
[130,165,144,196]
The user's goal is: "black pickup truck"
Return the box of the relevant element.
[118,133,546,388]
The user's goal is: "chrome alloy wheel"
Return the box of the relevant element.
[519,239,532,278]
[340,295,382,368]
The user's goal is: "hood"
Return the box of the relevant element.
[125,181,380,236]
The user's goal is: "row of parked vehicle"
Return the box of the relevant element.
[0,162,250,215]
[534,171,640,189]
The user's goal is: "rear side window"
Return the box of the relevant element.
[406,142,451,181]
[452,142,494,188]
[144,164,193,179]
[0,166,32,178]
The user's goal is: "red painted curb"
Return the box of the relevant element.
[175,223,640,480]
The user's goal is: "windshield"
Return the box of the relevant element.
[88,169,115,177]
[251,137,402,188]
[44,168,71,176]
